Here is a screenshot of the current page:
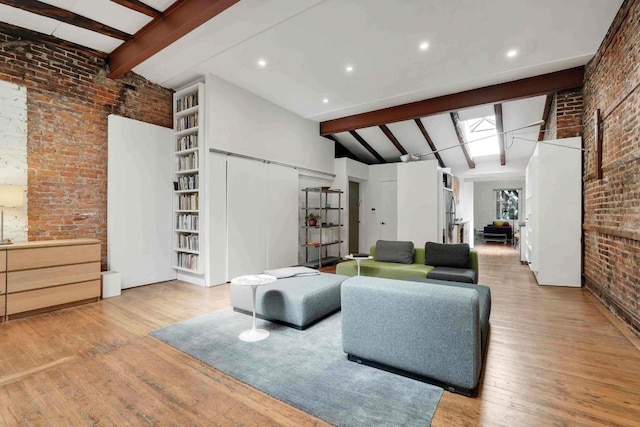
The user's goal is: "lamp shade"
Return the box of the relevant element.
[0,185,23,207]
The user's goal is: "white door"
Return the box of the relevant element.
[107,115,175,289]
[267,163,298,269]
[227,157,269,278]
[379,180,397,241]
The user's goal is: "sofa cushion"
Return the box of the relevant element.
[427,266,477,284]
[424,242,470,268]
[374,240,414,264]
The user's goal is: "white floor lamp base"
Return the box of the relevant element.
[239,328,270,342]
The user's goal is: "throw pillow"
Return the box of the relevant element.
[263,266,320,279]
[424,242,470,268]
[374,240,414,264]
[493,220,505,226]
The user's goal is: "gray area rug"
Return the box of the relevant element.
[150,307,442,426]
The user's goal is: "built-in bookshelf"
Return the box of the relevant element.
[173,82,205,274]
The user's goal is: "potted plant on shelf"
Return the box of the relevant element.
[305,213,320,227]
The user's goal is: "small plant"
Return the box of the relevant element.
[305,213,320,226]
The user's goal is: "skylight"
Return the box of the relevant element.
[462,115,499,157]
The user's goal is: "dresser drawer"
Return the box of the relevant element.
[7,262,100,293]
[0,249,6,272]
[0,274,5,294]
[8,244,100,271]
[6,280,101,315]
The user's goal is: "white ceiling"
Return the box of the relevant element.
[1,0,623,177]
[131,0,621,178]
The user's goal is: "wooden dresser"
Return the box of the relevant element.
[1,239,101,320]
[0,247,6,321]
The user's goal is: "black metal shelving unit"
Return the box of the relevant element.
[301,187,343,269]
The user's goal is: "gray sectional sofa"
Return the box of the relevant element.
[341,275,491,396]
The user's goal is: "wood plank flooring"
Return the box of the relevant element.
[1,245,639,426]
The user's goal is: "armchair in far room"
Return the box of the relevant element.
[483,220,513,242]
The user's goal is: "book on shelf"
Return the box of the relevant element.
[176,134,198,151]
[177,252,198,270]
[176,113,198,131]
[177,193,199,210]
[176,174,199,191]
[176,93,198,112]
[176,151,199,171]
[176,213,199,231]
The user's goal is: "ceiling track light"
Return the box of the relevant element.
[399,120,545,162]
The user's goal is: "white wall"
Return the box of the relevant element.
[397,160,440,246]
[0,80,28,243]
[205,74,334,174]
[473,178,525,230]
[107,115,175,288]
[202,74,336,279]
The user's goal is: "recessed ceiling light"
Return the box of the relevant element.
[322,98,329,104]
[506,49,518,58]
[257,58,267,68]
[345,65,354,73]
[419,41,429,51]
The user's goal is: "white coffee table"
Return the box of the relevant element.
[345,254,373,276]
[230,274,277,342]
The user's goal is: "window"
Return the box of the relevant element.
[496,189,519,220]
[462,115,499,157]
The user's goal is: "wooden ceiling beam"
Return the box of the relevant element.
[0,21,107,58]
[320,66,585,135]
[349,130,386,163]
[379,124,407,155]
[414,119,445,168]
[107,0,239,79]
[450,112,476,169]
[110,0,162,18]
[538,94,554,141]
[0,0,132,41]
[494,103,505,165]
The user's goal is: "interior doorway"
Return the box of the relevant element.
[379,180,397,241]
[348,181,360,254]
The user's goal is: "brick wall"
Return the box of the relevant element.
[582,0,640,336]
[546,88,584,140]
[0,32,173,268]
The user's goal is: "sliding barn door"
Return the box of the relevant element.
[226,157,269,278]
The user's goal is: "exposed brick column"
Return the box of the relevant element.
[545,88,584,140]
[582,0,640,336]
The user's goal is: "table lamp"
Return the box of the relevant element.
[0,184,23,245]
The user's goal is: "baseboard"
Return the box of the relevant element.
[585,277,640,342]
[345,354,477,397]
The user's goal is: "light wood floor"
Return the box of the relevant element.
[1,245,639,426]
